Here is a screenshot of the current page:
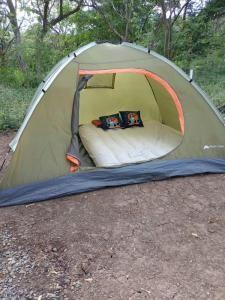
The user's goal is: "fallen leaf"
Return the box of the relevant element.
[191,233,199,238]
[50,269,59,274]
[85,278,93,283]
[141,288,151,295]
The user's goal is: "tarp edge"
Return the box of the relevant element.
[0,158,225,207]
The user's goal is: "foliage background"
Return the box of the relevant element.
[0,0,225,130]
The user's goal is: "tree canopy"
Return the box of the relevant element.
[0,0,224,86]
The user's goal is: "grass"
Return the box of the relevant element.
[0,84,35,131]
[0,71,224,131]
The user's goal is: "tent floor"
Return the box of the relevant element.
[1,132,225,299]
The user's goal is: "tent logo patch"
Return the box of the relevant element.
[204,145,225,150]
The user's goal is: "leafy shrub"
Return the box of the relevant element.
[0,84,35,130]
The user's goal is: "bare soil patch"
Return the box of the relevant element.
[0,132,225,299]
[0,130,15,181]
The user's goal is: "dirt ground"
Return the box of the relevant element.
[0,132,225,300]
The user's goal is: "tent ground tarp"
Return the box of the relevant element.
[1,158,225,207]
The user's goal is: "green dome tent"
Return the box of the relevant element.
[1,42,225,206]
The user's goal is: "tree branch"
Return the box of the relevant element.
[50,0,84,27]
[110,0,124,19]
[172,0,192,26]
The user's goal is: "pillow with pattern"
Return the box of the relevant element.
[99,113,123,130]
[120,111,144,128]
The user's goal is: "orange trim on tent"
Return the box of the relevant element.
[79,68,185,134]
[66,154,80,172]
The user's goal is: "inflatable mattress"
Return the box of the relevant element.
[79,120,182,167]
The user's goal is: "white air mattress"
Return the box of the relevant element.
[79,121,182,167]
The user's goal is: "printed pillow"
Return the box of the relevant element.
[92,120,102,127]
[120,111,144,128]
[99,113,123,130]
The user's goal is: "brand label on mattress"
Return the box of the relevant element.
[204,145,225,150]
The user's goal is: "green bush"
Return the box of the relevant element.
[0,67,41,88]
[176,54,225,108]
[0,84,35,130]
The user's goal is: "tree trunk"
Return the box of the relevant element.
[31,0,83,80]
[163,21,172,59]
[123,0,132,42]
[0,51,7,68]
[35,29,46,81]
[6,0,28,72]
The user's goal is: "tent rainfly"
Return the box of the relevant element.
[0,42,225,207]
